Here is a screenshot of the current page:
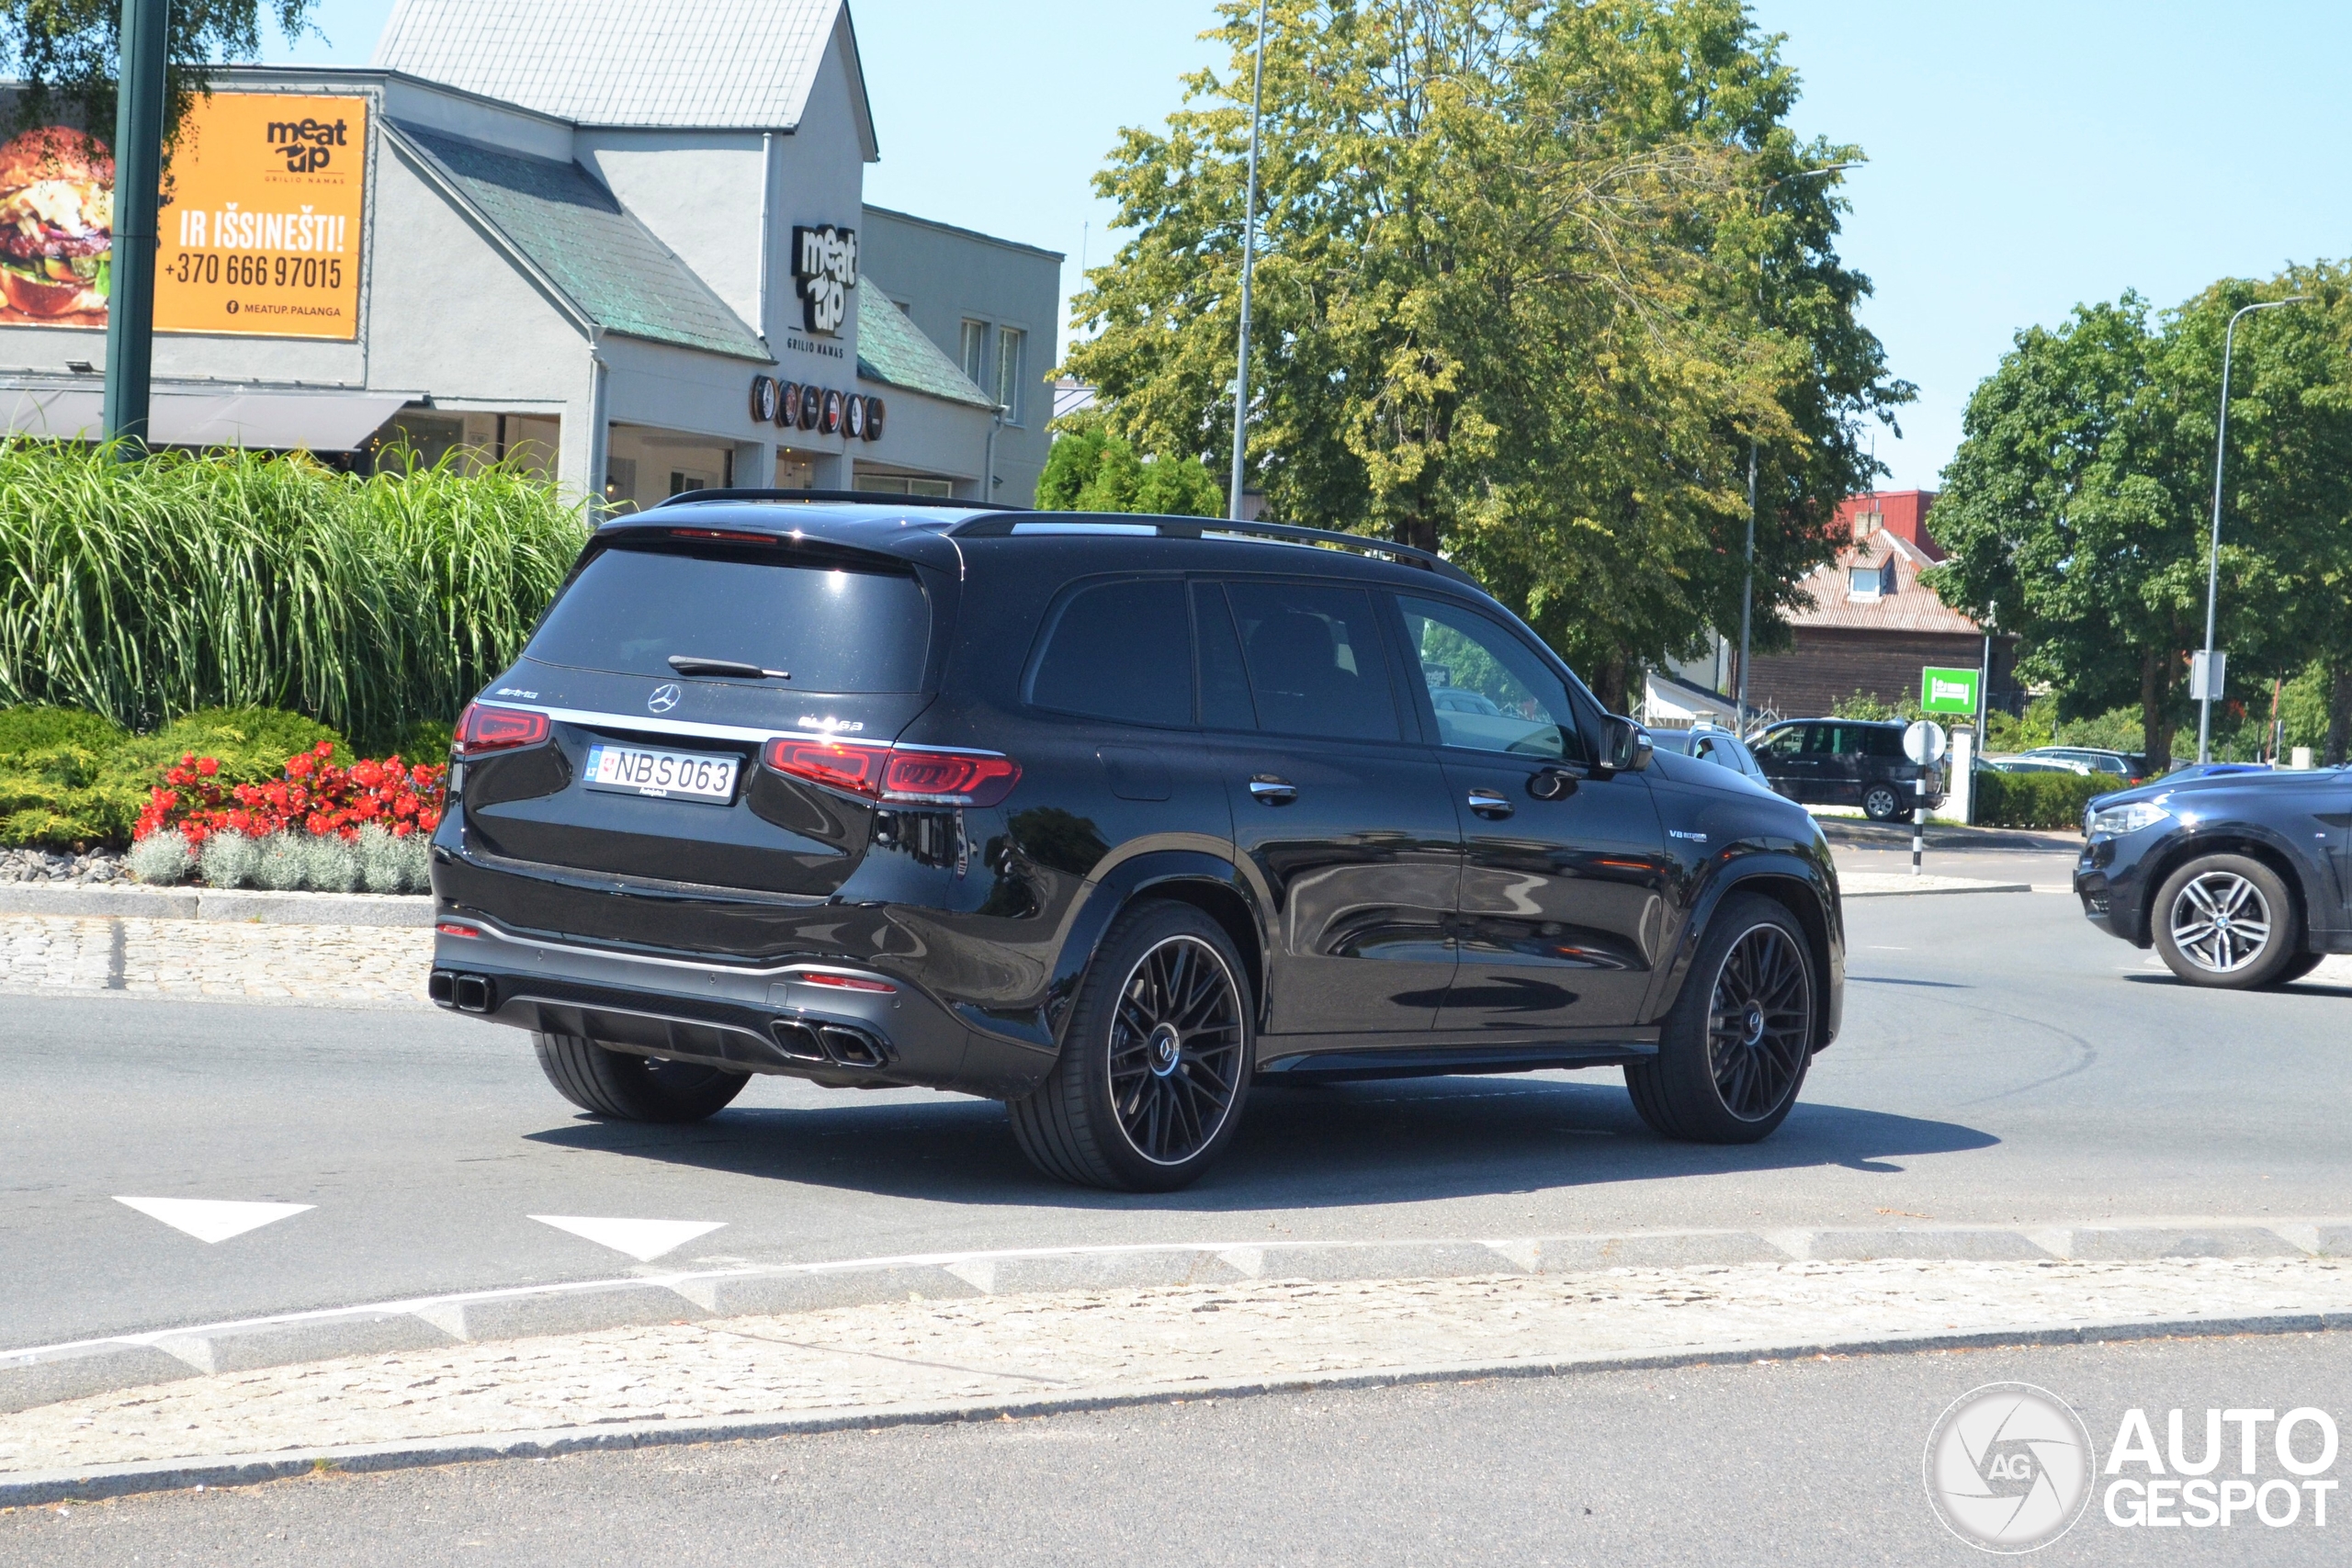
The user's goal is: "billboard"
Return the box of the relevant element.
[0,91,366,340]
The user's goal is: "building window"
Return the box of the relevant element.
[996,327,1024,423]
[960,320,988,387]
[1848,559,1894,599]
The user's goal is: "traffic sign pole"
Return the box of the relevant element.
[1903,719,1949,879]
[102,0,169,456]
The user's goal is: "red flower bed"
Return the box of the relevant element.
[135,741,446,847]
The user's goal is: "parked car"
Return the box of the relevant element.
[428,495,1846,1189]
[1648,724,1772,789]
[1981,756,2089,775]
[2019,746,2155,784]
[2074,765,2346,987]
[1750,718,1945,821]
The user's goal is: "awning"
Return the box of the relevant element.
[0,386,416,452]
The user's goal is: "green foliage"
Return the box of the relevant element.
[1973,768,2107,830]
[1061,0,1908,703]
[0,703,348,848]
[1829,689,1921,723]
[1984,695,2056,752]
[1928,264,2352,762]
[2051,705,2145,754]
[0,439,587,751]
[1036,425,1223,516]
[0,2,317,155]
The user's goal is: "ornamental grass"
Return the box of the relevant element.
[0,438,586,752]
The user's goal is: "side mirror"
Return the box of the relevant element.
[1602,715,1653,773]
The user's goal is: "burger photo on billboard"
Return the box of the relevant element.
[0,128,112,318]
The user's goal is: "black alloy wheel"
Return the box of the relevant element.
[1009,901,1253,1190]
[1625,891,1815,1143]
[1703,924,1814,1122]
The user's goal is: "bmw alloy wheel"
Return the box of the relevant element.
[1107,934,1245,1166]
[2168,871,2272,974]
[1706,924,1814,1122]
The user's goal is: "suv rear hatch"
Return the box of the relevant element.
[454,526,949,901]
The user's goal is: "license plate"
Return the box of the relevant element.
[582,742,740,803]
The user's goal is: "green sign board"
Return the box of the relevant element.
[1920,665,1980,715]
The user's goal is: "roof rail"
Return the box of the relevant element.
[651,488,1012,512]
[948,512,1480,588]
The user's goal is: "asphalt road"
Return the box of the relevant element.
[8,1331,2346,1565]
[7,862,2348,1349]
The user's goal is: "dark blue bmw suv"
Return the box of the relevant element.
[2075,765,2349,987]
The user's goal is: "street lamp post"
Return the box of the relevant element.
[102,0,170,455]
[2198,296,2308,762]
[1227,0,1268,523]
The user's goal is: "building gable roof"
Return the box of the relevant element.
[388,121,768,361]
[1789,529,1985,635]
[372,0,877,151]
[854,286,997,409]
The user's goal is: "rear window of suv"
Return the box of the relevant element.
[525,541,933,691]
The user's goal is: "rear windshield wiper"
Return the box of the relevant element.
[666,655,789,680]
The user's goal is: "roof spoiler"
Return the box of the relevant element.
[949,512,1481,588]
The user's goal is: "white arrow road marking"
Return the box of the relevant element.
[114,1196,314,1245]
[528,1215,727,1262]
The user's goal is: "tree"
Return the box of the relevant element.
[1060,0,1907,705]
[1035,420,1224,516]
[0,2,314,152]
[1927,269,2352,765]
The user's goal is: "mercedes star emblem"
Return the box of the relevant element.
[648,682,682,714]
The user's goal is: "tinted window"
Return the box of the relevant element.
[1028,578,1193,728]
[1756,725,1805,760]
[1861,726,1906,758]
[1225,581,1402,741]
[1193,582,1257,730]
[1396,594,1587,762]
[527,542,930,691]
[1802,724,1840,756]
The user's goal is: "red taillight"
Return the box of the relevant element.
[880,750,1022,807]
[761,738,1019,807]
[763,737,886,795]
[795,971,896,994]
[456,704,550,757]
[435,921,481,938]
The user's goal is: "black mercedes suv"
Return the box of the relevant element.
[428,494,1845,1190]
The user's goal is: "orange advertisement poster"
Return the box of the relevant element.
[157,93,368,340]
[0,92,368,338]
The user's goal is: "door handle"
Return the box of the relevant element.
[1466,788,1514,819]
[1248,775,1297,806]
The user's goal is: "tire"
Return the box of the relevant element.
[533,1032,752,1122]
[1626,893,1815,1144]
[1861,783,1905,822]
[2271,952,2324,987]
[2152,854,2299,989]
[1009,901,1253,1191]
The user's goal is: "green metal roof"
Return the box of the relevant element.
[391,122,768,361]
[856,287,997,409]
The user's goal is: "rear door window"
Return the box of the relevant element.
[526,540,932,691]
[1026,577,1193,728]
[1224,581,1404,742]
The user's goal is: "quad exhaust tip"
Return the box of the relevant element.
[770,1018,890,1069]
[429,969,496,1013]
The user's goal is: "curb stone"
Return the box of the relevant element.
[6,1218,2340,1417]
[0,884,432,927]
[5,1310,2346,1508]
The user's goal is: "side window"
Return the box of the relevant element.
[1864,727,1905,758]
[1803,724,1840,756]
[1396,594,1588,762]
[1756,726,1804,761]
[1026,578,1192,728]
[1193,582,1258,730]
[1224,581,1404,742]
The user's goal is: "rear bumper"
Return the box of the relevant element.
[429,919,1048,1099]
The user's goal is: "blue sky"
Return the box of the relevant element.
[270,2,2352,491]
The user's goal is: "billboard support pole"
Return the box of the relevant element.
[102,0,170,457]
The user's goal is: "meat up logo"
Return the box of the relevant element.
[793,224,856,335]
[266,115,351,174]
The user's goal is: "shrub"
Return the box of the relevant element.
[355,823,430,893]
[136,741,443,845]
[1974,768,2106,830]
[125,829,196,885]
[0,705,353,849]
[0,439,585,750]
[198,830,262,889]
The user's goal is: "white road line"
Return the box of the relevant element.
[527,1214,728,1262]
[111,1197,313,1245]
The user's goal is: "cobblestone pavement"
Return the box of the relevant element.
[5,1256,2346,1473]
[0,916,431,1006]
